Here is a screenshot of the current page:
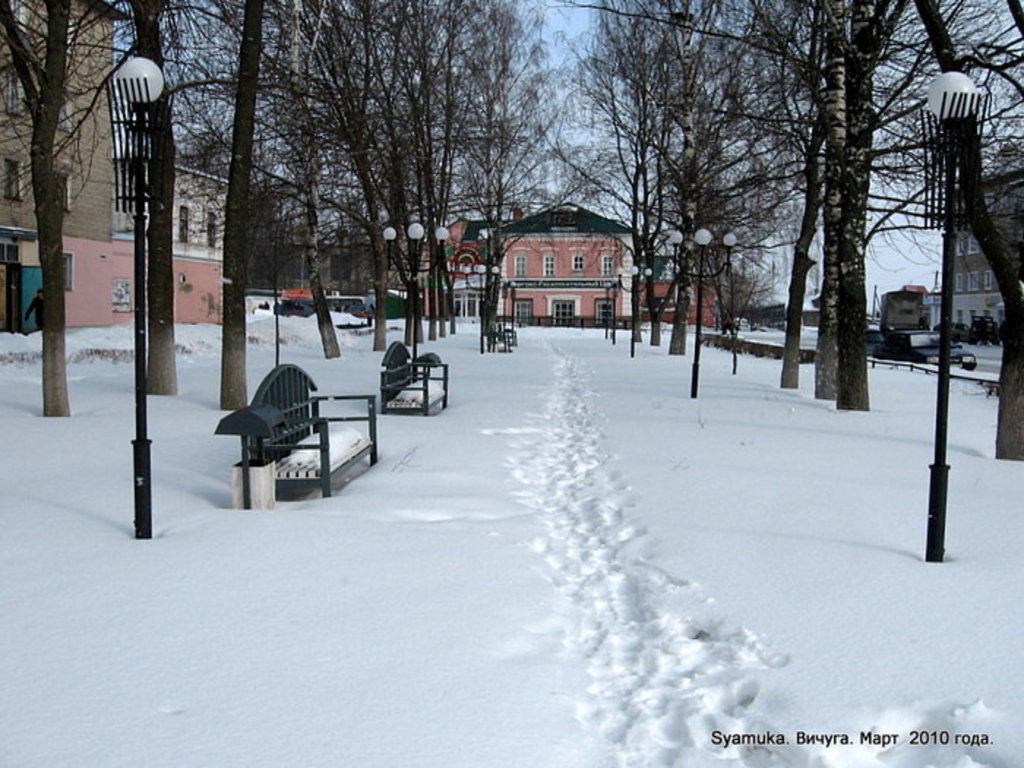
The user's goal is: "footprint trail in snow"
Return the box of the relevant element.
[511,347,787,768]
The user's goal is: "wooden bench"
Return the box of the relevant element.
[220,364,378,503]
[379,341,449,415]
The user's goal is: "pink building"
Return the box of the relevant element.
[450,205,635,326]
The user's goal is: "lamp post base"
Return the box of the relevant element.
[133,438,153,539]
[925,462,949,562]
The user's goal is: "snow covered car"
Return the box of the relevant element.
[873,330,977,370]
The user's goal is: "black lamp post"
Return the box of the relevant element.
[380,227,395,337]
[921,71,984,563]
[621,264,651,358]
[687,228,735,399]
[406,222,425,358]
[459,259,500,354]
[110,57,165,540]
[433,225,449,342]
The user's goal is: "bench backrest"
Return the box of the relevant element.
[380,341,413,396]
[251,364,319,448]
[381,341,410,370]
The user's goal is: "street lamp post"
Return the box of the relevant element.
[406,222,425,359]
[623,265,652,358]
[921,72,985,563]
[460,261,500,353]
[110,57,165,540]
[434,226,449,342]
[382,225,397,334]
[687,228,734,399]
[721,233,739,375]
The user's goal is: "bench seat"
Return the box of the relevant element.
[275,426,373,480]
[386,386,447,410]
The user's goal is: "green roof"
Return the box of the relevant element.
[460,205,630,240]
[503,204,631,235]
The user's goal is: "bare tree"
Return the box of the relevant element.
[220,0,266,409]
[914,0,1024,459]
[0,0,116,415]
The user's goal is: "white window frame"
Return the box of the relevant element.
[543,254,555,277]
[602,254,614,276]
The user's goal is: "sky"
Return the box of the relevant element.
[1,315,1018,767]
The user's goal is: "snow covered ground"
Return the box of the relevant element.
[1,316,1019,767]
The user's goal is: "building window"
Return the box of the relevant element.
[572,253,584,274]
[983,270,993,290]
[4,159,22,200]
[968,272,978,291]
[544,254,555,277]
[178,206,189,242]
[954,272,963,292]
[515,253,527,277]
[595,299,614,324]
[514,300,533,323]
[3,69,22,114]
[206,211,217,247]
[551,209,577,228]
[602,254,614,276]
[63,251,73,290]
[0,242,18,262]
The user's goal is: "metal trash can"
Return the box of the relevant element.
[215,404,285,509]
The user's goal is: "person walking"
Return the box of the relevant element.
[24,289,43,331]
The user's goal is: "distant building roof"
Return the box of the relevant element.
[504,204,631,236]
[460,204,630,241]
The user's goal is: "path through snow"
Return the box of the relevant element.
[510,347,788,767]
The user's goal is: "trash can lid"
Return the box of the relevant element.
[215,404,286,437]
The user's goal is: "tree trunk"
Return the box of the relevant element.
[815,0,846,402]
[303,182,340,360]
[34,166,71,417]
[836,0,880,412]
[781,121,824,390]
[220,0,265,409]
[2,0,73,415]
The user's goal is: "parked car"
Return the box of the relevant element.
[344,302,371,318]
[874,330,977,370]
[969,316,1000,345]
[275,299,315,317]
[935,322,970,342]
[866,328,886,356]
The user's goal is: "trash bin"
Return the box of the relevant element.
[215,404,286,509]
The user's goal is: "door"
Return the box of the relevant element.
[552,299,575,326]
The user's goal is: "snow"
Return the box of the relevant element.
[1,316,1019,767]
